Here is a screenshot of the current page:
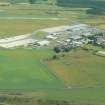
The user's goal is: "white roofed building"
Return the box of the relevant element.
[37,40,50,46]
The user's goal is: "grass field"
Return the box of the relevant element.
[44,87,105,105]
[5,87,105,105]
[0,49,64,90]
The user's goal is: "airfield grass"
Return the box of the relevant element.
[0,49,64,90]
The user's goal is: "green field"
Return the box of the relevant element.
[0,48,105,105]
[0,49,64,90]
[44,87,105,105]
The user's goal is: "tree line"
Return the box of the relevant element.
[7,0,105,8]
[7,0,105,14]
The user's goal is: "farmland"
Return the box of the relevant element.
[0,49,64,90]
[0,48,105,105]
[0,4,104,37]
[0,4,91,37]
[0,2,105,105]
[46,49,105,87]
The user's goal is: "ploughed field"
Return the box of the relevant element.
[47,49,105,87]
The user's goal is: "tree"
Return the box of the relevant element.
[63,47,70,52]
[52,55,59,60]
[53,47,61,53]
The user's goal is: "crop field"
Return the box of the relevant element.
[46,49,105,87]
[0,4,88,37]
[0,5,64,37]
[0,19,68,37]
[44,87,105,105]
[0,49,64,90]
[0,4,104,37]
[43,48,105,105]
[0,4,104,38]
[0,48,105,104]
